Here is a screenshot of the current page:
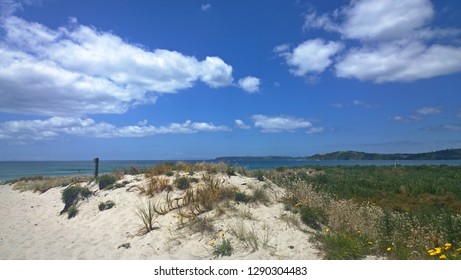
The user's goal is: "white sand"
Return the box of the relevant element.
[0,173,322,260]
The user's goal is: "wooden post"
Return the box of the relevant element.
[94,158,99,178]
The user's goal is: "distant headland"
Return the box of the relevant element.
[215,148,461,161]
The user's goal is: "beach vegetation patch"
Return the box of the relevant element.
[134,199,158,234]
[211,234,233,257]
[97,174,117,190]
[319,233,369,260]
[267,165,461,259]
[175,176,191,190]
[98,200,115,211]
[67,205,78,219]
[60,184,92,217]
[235,191,250,203]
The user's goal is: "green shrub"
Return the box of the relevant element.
[254,170,265,181]
[97,175,117,190]
[321,233,369,260]
[99,200,115,211]
[67,205,78,219]
[235,191,250,203]
[300,206,326,230]
[212,237,233,257]
[175,177,191,190]
[226,165,236,176]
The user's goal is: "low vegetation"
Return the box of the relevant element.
[267,165,461,259]
[60,184,92,219]
[98,200,115,211]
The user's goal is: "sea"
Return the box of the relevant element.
[1,159,461,183]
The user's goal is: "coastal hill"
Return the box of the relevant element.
[216,148,461,161]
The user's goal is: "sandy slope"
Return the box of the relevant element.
[0,173,322,260]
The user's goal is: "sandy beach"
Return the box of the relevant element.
[0,172,321,260]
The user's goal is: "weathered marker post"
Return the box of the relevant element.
[94,157,99,178]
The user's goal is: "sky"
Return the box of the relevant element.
[0,0,461,160]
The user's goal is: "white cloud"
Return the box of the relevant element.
[201,3,211,12]
[340,0,434,41]
[251,115,312,133]
[234,119,250,129]
[335,41,461,83]
[0,16,237,116]
[277,39,343,76]
[238,76,260,93]
[0,117,231,140]
[301,0,461,83]
[391,106,442,123]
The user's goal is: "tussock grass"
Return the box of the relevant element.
[134,199,158,234]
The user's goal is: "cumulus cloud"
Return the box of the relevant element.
[0,16,237,116]
[276,39,343,76]
[0,117,231,140]
[251,115,313,133]
[340,0,434,41]
[234,119,250,129]
[238,76,260,93]
[299,0,461,83]
[335,41,461,83]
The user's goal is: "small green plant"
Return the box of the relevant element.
[251,187,269,205]
[134,199,158,234]
[60,185,92,216]
[67,205,78,219]
[211,233,233,257]
[254,170,265,181]
[300,206,326,230]
[175,176,191,190]
[97,174,117,190]
[320,233,369,260]
[235,191,251,203]
[226,165,236,177]
[98,200,115,211]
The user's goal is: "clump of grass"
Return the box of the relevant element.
[98,200,115,211]
[134,199,158,234]
[253,170,265,181]
[235,191,251,203]
[189,216,215,235]
[97,174,117,190]
[319,233,370,260]
[211,233,233,257]
[67,205,78,219]
[250,186,270,205]
[226,165,236,177]
[300,206,326,231]
[143,176,172,197]
[175,176,191,190]
[60,184,92,218]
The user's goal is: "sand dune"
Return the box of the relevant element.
[0,173,321,260]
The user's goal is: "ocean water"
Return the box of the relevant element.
[1,159,460,183]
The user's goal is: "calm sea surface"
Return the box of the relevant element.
[1,159,460,183]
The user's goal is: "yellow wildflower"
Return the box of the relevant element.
[323,228,330,233]
[209,241,215,247]
[439,254,447,260]
[435,247,442,255]
[386,247,392,252]
[220,232,225,237]
[295,202,302,207]
[457,248,461,252]
[444,243,452,250]
[368,242,374,245]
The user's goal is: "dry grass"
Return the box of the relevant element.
[12,176,92,193]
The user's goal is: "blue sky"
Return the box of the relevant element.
[1,0,461,160]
